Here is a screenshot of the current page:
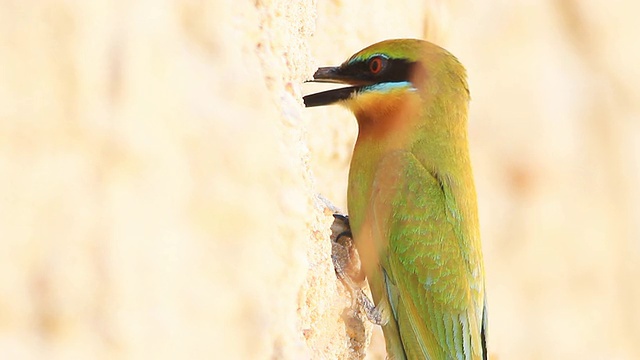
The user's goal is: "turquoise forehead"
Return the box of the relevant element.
[347,53,388,65]
[346,39,426,63]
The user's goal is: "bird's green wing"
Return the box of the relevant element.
[369,150,486,360]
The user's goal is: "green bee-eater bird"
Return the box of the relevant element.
[304,39,487,360]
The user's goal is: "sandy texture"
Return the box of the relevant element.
[1,1,639,359]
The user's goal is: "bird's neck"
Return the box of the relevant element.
[353,91,472,174]
[347,93,474,230]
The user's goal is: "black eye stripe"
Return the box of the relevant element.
[380,59,418,82]
[342,58,420,84]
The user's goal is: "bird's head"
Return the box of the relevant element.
[304,39,469,140]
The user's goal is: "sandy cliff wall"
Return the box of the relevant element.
[1,1,639,359]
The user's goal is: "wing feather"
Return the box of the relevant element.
[369,150,485,360]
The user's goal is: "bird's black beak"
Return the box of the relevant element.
[303,66,365,107]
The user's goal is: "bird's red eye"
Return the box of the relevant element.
[369,57,385,74]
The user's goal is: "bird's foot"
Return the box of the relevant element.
[331,214,357,287]
[357,291,389,326]
[330,213,389,326]
[331,213,358,300]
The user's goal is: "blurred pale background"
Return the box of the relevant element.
[0,1,638,359]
